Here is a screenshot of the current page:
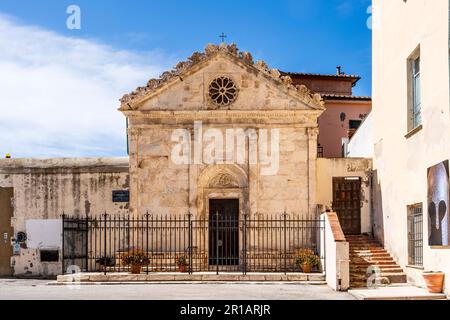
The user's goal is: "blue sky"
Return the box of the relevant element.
[0,0,372,157]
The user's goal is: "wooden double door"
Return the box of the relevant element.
[332,178,362,235]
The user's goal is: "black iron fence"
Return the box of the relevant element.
[62,213,325,275]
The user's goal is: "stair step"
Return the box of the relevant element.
[349,243,383,249]
[347,235,406,286]
[350,253,391,259]
[345,235,374,239]
[351,257,396,262]
[351,249,388,254]
[350,267,404,273]
[349,241,380,244]
[350,273,407,283]
[352,262,398,267]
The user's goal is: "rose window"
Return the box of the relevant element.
[208,77,238,106]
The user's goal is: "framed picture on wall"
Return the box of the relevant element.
[427,160,450,246]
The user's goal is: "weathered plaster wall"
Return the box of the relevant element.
[373,0,450,294]
[316,158,372,234]
[0,157,129,276]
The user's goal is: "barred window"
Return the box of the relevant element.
[407,204,423,266]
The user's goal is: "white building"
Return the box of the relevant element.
[349,0,450,294]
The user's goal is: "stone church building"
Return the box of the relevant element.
[120,43,325,219]
[0,44,373,287]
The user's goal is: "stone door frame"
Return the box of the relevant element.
[196,164,249,269]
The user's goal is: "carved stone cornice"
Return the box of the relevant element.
[124,110,321,125]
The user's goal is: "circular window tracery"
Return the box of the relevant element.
[208,77,238,107]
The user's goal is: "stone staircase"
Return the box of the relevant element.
[347,235,407,288]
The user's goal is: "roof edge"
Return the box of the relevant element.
[119,43,325,111]
[281,71,361,85]
[0,157,129,174]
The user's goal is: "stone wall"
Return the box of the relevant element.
[0,157,129,276]
[128,124,318,219]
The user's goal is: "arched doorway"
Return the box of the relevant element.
[197,165,249,269]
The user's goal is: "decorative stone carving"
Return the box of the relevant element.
[175,61,190,73]
[205,43,220,57]
[296,85,325,109]
[208,76,239,107]
[280,76,293,86]
[188,51,206,64]
[227,43,238,55]
[270,69,281,78]
[208,173,239,188]
[238,51,253,64]
[119,43,324,110]
[255,60,269,72]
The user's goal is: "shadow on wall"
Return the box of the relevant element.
[372,170,384,245]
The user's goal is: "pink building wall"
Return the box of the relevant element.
[318,100,372,158]
[285,72,372,158]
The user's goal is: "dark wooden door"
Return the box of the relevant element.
[0,188,13,276]
[209,199,239,266]
[332,178,361,235]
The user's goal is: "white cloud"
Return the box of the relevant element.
[0,14,174,158]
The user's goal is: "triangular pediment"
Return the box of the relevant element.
[119,44,325,113]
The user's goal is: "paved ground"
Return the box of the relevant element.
[0,279,354,300]
[349,285,447,300]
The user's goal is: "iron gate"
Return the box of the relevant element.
[62,213,325,274]
[62,216,88,272]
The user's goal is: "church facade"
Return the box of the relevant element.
[120,43,324,220]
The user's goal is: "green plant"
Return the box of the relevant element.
[176,256,188,267]
[121,249,150,266]
[295,249,320,267]
[95,256,115,267]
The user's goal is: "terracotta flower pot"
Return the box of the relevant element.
[130,264,142,274]
[422,272,445,293]
[178,264,187,273]
[301,263,312,274]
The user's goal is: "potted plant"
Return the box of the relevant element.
[295,249,320,273]
[95,256,115,272]
[121,249,150,274]
[176,256,189,272]
[422,271,445,293]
